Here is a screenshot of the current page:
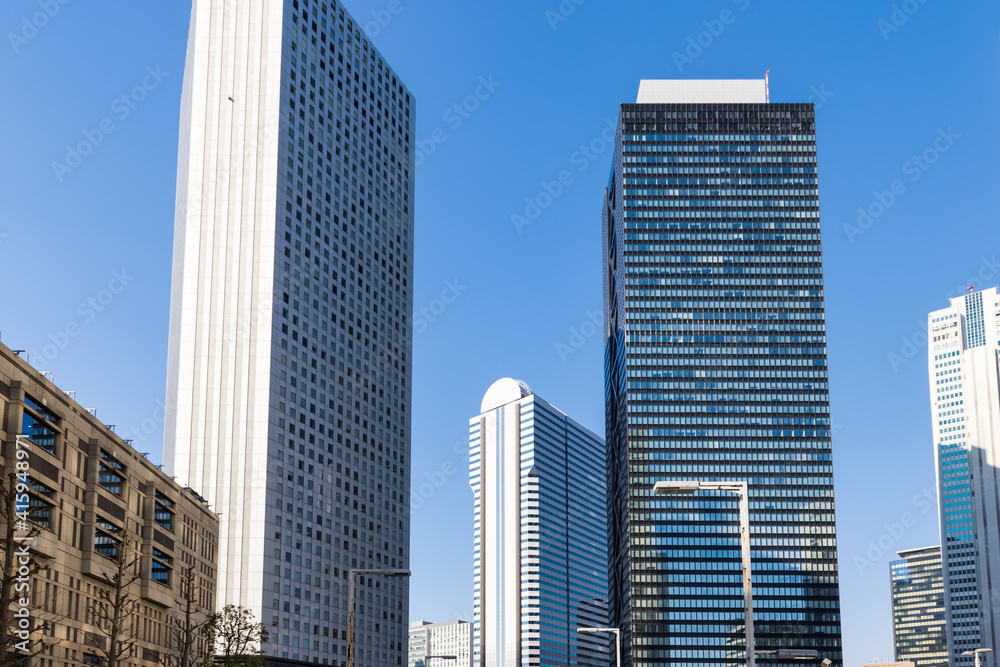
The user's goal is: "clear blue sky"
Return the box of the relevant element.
[1,1,998,663]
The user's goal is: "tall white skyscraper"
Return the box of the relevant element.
[163,1,414,664]
[469,379,608,667]
[928,287,1000,667]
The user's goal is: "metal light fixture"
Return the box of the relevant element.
[963,649,993,667]
[755,649,820,659]
[347,568,411,667]
[655,480,753,667]
[577,627,621,667]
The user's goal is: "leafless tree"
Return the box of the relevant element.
[160,566,207,667]
[89,527,142,667]
[0,461,57,667]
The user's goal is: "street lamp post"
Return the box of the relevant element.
[347,568,411,667]
[963,648,992,667]
[755,649,820,660]
[577,627,620,667]
[654,480,753,667]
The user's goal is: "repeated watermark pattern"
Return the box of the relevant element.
[414,76,502,168]
[409,438,466,515]
[186,120,279,221]
[853,486,935,575]
[52,66,169,182]
[7,0,70,53]
[123,278,466,443]
[672,0,752,73]
[555,309,602,362]
[28,268,135,371]
[842,126,959,244]
[414,279,467,334]
[120,399,174,446]
[878,0,932,40]
[362,0,414,37]
[545,0,587,31]
[806,84,834,111]
[511,118,616,233]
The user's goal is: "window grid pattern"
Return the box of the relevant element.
[928,288,1000,667]
[965,292,985,348]
[470,394,608,667]
[603,103,843,667]
[263,0,414,664]
[890,547,947,667]
[21,406,57,455]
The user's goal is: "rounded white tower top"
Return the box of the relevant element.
[480,378,532,413]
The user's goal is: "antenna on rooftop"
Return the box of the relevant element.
[765,70,770,103]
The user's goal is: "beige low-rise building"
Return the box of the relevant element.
[0,341,219,665]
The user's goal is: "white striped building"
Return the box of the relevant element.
[470,379,608,667]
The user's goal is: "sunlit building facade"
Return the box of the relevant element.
[164,0,415,664]
[0,341,219,667]
[890,546,947,667]
[928,287,1000,667]
[470,379,608,667]
[602,79,843,667]
[408,620,473,667]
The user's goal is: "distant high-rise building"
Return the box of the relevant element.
[164,1,415,664]
[890,546,948,667]
[928,287,1000,667]
[602,79,843,667]
[408,620,473,667]
[469,379,608,667]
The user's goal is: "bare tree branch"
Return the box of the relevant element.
[160,566,207,667]
[0,463,58,667]
[90,527,142,667]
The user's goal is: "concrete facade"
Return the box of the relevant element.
[408,620,473,667]
[164,0,415,663]
[928,287,1000,667]
[0,341,218,666]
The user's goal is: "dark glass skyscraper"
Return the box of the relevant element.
[602,80,842,667]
